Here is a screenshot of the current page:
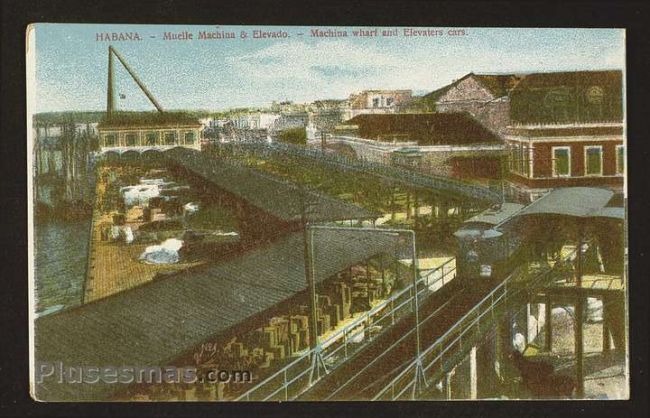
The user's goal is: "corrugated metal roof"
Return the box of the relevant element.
[34,228,401,400]
[166,148,377,223]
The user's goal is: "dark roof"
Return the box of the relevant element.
[511,70,622,91]
[473,74,523,97]
[509,70,623,124]
[97,111,202,129]
[165,148,377,222]
[344,113,501,145]
[34,229,401,400]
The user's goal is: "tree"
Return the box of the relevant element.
[277,127,307,146]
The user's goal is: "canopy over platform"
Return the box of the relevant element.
[165,147,378,223]
[514,187,618,219]
[34,228,401,400]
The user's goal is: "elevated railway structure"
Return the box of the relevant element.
[209,141,503,206]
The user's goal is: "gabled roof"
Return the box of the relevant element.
[34,228,401,400]
[344,112,501,145]
[424,72,522,102]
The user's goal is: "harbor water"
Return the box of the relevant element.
[34,217,91,316]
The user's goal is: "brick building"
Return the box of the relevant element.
[425,70,625,202]
[423,73,523,135]
[505,70,624,201]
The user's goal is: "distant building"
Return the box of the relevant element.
[272,111,309,132]
[329,112,505,179]
[97,112,202,152]
[305,100,346,140]
[343,90,413,121]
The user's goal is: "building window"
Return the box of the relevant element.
[386,97,394,106]
[509,143,530,177]
[372,98,380,108]
[164,132,176,145]
[584,146,603,176]
[184,131,195,144]
[552,146,571,177]
[616,145,625,175]
[104,134,116,147]
[145,132,158,146]
[125,133,137,146]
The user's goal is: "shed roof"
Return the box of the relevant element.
[34,228,401,400]
[165,148,377,222]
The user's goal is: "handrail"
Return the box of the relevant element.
[234,257,456,401]
[373,249,578,400]
[212,142,501,203]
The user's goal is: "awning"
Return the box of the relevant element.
[514,187,617,219]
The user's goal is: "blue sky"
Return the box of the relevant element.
[33,24,625,113]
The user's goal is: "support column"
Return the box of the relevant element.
[414,191,420,227]
[575,298,585,398]
[469,345,478,399]
[544,295,553,352]
[602,296,611,356]
[405,191,411,220]
[495,314,512,382]
[444,368,455,400]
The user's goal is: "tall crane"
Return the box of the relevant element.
[106,45,164,116]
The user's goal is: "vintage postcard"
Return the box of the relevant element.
[27,24,627,401]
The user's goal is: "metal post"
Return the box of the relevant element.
[409,231,428,398]
[304,224,327,385]
[444,369,454,400]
